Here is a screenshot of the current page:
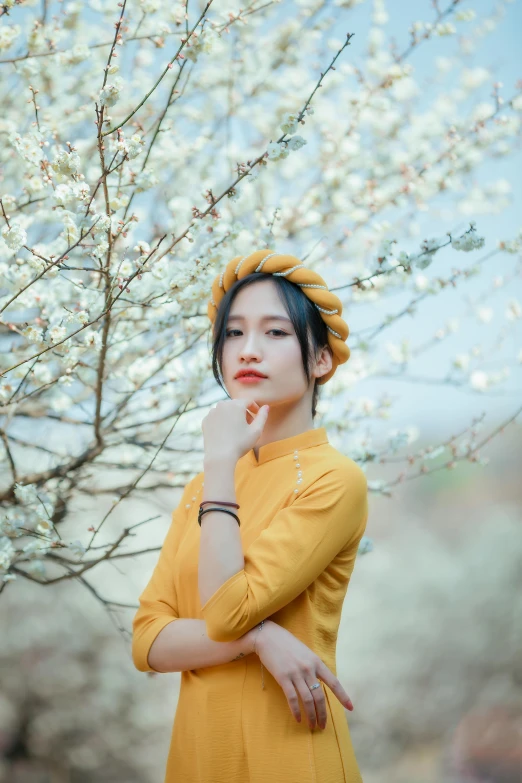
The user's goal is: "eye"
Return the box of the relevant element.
[225,329,288,338]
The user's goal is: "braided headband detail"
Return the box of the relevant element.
[207,250,350,385]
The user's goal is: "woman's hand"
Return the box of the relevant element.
[202,399,269,463]
[249,621,354,731]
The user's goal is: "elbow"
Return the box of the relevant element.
[200,571,251,641]
[131,640,151,673]
[132,611,176,673]
[204,609,255,642]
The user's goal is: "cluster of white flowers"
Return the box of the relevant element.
[51,148,82,177]
[13,482,40,506]
[117,133,144,159]
[139,0,162,12]
[83,330,102,350]
[10,131,45,167]
[108,193,130,210]
[0,24,20,52]
[386,339,412,364]
[134,169,159,191]
[67,539,87,559]
[60,211,80,244]
[48,325,67,343]
[267,135,307,160]
[54,181,90,210]
[63,309,90,325]
[455,9,476,22]
[92,238,109,260]
[280,112,299,135]
[0,507,25,538]
[386,62,414,82]
[1,222,27,252]
[469,367,510,391]
[22,324,45,344]
[22,538,52,560]
[498,228,522,253]
[184,28,220,63]
[99,77,124,108]
[451,231,485,252]
[434,22,457,36]
[59,44,92,65]
[90,213,112,235]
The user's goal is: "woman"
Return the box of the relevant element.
[132,250,369,782]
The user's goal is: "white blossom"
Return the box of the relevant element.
[22,539,52,559]
[280,112,299,135]
[267,141,289,160]
[127,134,144,159]
[455,9,476,22]
[60,44,91,65]
[286,135,307,151]
[67,539,87,559]
[434,22,456,36]
[469,370,489,391]
[13,483,40,506]
[412,252,433,269]
[477,307,493,324]
[0,508,25,538]
[139,0,161,12]
[1,222,27,252]
[451,232,485,251]
[83,330,102,350]
[22,325,45,344]
[184,28,220,62]
[99,77,124,108]
[134,169,158,191]
[0,24,21,51]
[48,325,67,343]
[51,149,82,177]
[10,131,44,166]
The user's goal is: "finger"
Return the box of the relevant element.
[303,676,328,729]
[292,675,320,729]
[280,679,302,724]
[316,663,353,711]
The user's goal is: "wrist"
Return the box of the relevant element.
[249,620,268,655]
[204,454,238,469]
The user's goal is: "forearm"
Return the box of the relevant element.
[148,618,255,673]
[199,456,243,606]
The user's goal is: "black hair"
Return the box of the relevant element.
[208,273,331,420]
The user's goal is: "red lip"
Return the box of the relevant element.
[235,370,268,378]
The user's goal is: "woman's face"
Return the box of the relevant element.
[221,279,321,412]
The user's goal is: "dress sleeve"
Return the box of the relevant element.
[201,464,368,642]
[131,476,198,672]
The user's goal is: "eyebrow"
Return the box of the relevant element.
[227,315,292,324]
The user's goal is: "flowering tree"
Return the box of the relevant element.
[0,0,521,618]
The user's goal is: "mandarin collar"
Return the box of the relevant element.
[244,426,329,467]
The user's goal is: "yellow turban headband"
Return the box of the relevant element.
[207,249,350,385]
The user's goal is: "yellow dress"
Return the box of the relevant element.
[132,426,368,783]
